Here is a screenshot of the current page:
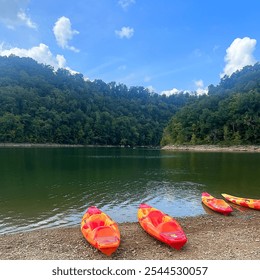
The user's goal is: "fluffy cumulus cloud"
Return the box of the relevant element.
[161,88,184,96]
[194,79,208,95]
[161,80,208,96]
[221,37,257,77]
[53,16,79,52]
[118,0,135,10]
[0,0,37,29]
[115,26,134,39]
[0,43,78,73]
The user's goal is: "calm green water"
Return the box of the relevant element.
[0,147,259,234]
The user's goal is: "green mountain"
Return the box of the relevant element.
[0,55,193,146]
[161,63,260,146]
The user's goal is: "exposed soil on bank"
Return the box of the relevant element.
[162,145,260,152]
[0,209,259,260]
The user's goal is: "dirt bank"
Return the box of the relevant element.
[0,209,259,260]
[162,145,260,152]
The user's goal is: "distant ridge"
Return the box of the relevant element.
[161,63,260,146]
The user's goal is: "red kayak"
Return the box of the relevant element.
[202,192,233,215]
[137,203,187,250]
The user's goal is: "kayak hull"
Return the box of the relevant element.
[137,203,187,250]
[81,206,120,256]
[202,192,233,215]
[222,193,260,210]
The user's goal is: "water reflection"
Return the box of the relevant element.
[0,147,259,234]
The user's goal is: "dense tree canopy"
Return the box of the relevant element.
[0,56,193,146]
[2,56,259,147]
[161,63,260,146]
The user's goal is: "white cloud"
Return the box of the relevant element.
[194,79,208,95]
[195,79,204,88]
[17,10,37,29]
[0,43,77,74]
[146,85,156,93]
[55,54,67,68]
[195,88,208,95]
[53,16,79,52]
[161,80,208,96]
[221,37,257,78]
[0,43,63,69]
[115,26,134,39]
[118,0,135,10]
[161,88,183,96]
[0,0,37,29]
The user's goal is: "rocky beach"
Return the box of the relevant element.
[0,209,259,260]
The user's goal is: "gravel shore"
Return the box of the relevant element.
[0,209,259,260]
[162,145,260,152]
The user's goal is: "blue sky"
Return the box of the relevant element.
[0,0,260,95]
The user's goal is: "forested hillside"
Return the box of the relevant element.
[0,56,193,146]
[161,63,260,146]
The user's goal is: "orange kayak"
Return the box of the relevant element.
[202,192,233,215]
[81,206,120,256]
[137,203,187,250]
[222,193,260,210]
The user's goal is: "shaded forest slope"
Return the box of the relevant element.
[0,56,193,146]
[161,63,260,146]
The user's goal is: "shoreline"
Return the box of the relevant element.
[1,210,259,260]
[162,145,260,152]
[0,143,259,152]
[0,143,158,149]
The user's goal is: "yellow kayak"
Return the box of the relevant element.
[222,193,260,210]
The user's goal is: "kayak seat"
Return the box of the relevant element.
[157,221,179,233]
[147,210,164,227]
[88,220,105,230]
[94,226,119,244]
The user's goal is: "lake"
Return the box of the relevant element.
[0,147,259,234]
